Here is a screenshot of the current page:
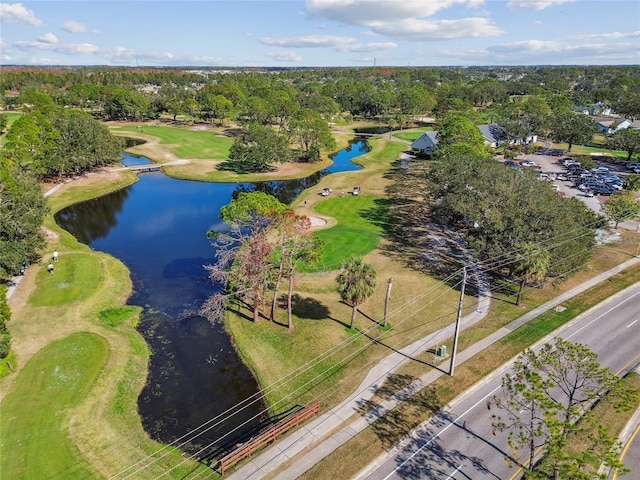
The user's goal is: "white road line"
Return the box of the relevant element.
[445,464,463,479]
[381,288,640,480]
[627,319,638,328]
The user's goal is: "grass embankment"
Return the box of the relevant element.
[1,168,208,479]
[295,262,640,480]
[227,136,464,411]
[0,111,22,146]
[111,123,336,183]
[392,127,433,142]
[1,333,108,479]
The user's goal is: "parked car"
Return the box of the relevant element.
[626,162,640,171]
[504,160,520,169]
[520,160,536,167]
[583,190,595,197]
[594,185,615,195]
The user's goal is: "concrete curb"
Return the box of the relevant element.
[242,257,639,480]
[354,275,640,480]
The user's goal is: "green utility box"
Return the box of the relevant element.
[437,345,447,357]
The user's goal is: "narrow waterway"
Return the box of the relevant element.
[54,139,369,455]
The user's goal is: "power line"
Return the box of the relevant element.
[111,207,635,478]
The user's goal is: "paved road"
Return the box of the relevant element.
[360,283,640,480]
[616,423,640,479]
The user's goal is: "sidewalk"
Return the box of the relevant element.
[227,256,640,480]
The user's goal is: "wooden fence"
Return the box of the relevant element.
[218,400,321,475]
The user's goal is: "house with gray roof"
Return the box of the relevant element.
[411,124,537,156]
[410,130,439,155]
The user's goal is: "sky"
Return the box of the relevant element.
[0,0,639,67]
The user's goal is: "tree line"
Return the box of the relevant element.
[424,113,606,302]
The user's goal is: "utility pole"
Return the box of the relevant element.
[382,277,392,327]
[449,267,467,376]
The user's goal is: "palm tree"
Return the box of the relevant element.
[336,257,377,329]
[514,243,550,306]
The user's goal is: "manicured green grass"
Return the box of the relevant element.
[97,306,141,328]
[0,332,109,480]
[112,125,233,159]
[0,111,22,146]
[29,253,102,307]
[392,127,433,142]
[311,195,387,271]
[552,142,628,160]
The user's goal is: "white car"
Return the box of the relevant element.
[520,160,536,167]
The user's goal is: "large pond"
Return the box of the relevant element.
[54,139,369,456]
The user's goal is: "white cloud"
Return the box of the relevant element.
[10,36,228,66]
[37,32,58,44]
[570,30,640,40]
[489,39,560,53]
[507,0,576,10]
[370,17,502,40]
[260,34,356,48]
[265,51,303,62]
[305,0,502,42]
[0,2,42,26]
[338,41,397,52]
[62,20,98,34]
[486,39,640,63]
[306,0,484,23]
[260,34,396,53]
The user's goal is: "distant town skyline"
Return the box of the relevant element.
[1,0,639,67]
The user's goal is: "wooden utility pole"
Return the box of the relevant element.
[383,277,392,327]
[449,267,467,376]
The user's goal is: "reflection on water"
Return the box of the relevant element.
[54,139,369,454]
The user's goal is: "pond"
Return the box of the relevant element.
[54,139,370,456]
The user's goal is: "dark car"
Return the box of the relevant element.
[594,186,615,195]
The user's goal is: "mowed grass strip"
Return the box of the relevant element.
[28,253,102,307]
[296,265,640,480]
[312,195,387,271]
[0,332,109,480]
[113,125,232,159]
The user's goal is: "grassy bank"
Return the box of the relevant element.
[1,168,208,479]
[1,332,109,479]
[3,119,638,480]
[296,264,640,480]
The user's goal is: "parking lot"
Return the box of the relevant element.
[508,151,635,217]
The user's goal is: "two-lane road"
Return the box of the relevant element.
[361,283,640,480]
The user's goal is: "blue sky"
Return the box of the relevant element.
[1,0,639,67]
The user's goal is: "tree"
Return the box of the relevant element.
[493,339,637,478]
[0,285,11,358]
[612,92,640,120]
[0,163,48,280]
[603,190,640,228]
[435,113,487,157]
[494,97,551,146]
[336,257,377,329]
[513,243,550,306]
[288,108,336,162]
[227,124,290,172]
[607,128,640,162]
[201,192,287,323]
[623,173,640,191]
[269,212,323,330]
[549,112,596,152]
[428,151,602,279]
